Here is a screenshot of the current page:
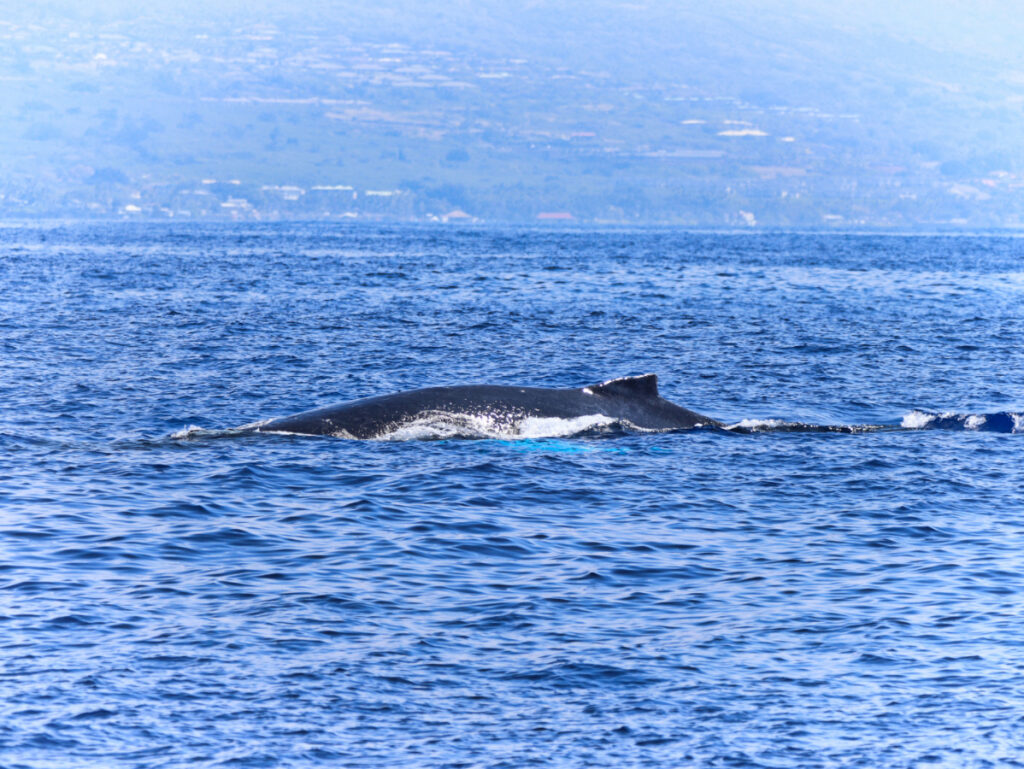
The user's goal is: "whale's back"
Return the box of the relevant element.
[257,374,719,438]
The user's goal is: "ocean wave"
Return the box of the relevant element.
[900,410,1024,433]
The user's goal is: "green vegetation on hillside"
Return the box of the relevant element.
[2,1,1024,226]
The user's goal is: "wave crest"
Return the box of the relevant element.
[901,410,1023,433]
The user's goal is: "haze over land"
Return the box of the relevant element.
[4,0,1024,226]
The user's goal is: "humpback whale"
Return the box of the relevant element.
[254,374,722,439]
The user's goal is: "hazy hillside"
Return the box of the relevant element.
[3,0,1024,226]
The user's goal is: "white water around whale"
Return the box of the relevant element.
[901,410,1024,432]
[173,413,634,441]
[378,412,626,441]
[172,411,1024,441]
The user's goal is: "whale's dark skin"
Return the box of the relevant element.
[255,374,723,438]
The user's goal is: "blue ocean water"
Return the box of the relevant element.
[1,222,1023,768]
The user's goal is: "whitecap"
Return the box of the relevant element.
[964,414,987,430]
[900,411,936,429]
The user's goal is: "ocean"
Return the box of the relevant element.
[2,222,1023,768]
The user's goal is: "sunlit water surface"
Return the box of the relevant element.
[2,223,1023,768]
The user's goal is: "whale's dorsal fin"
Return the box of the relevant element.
[584,374,659,399]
